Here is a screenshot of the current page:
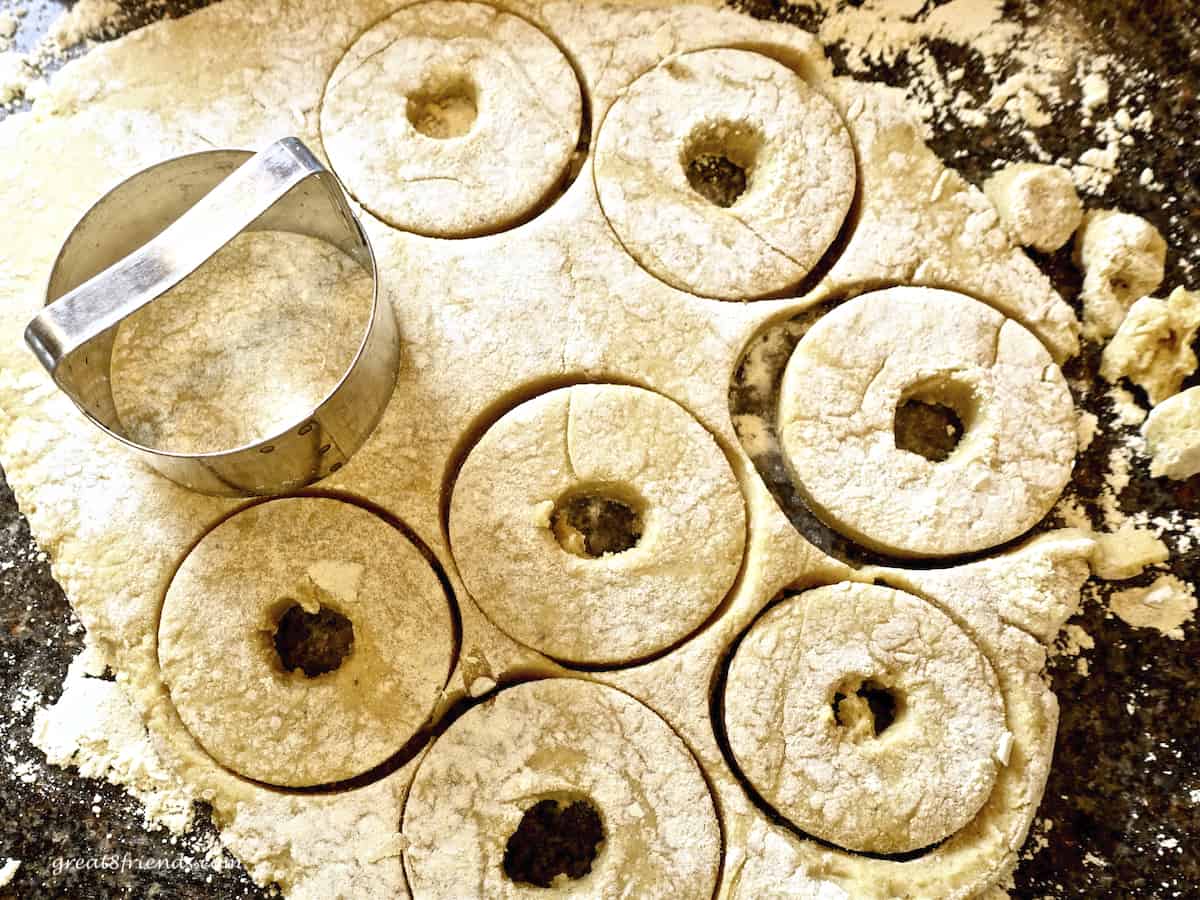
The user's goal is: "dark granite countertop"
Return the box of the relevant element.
[0,0,1196,897]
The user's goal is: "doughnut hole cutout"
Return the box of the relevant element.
[449,384,746,666]
[158,498,455,787]
[403,679,720,899]
[320,0,583,237]
[723,582,1007,855]
[595,48,855,299]
[778,287,1077,558]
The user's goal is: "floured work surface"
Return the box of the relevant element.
[0,0,1181,897]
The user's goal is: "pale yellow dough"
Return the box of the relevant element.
[449,384,745,665]
[724,582,1006,854]
[778,286,1077,558]
[1074,209,1167,341]
[1100,286,1200,406]
[1142,386,1200,480]
[158,497,455,787]
[594,47,855,300]
[0,0,1094,895]
[320,0,583,237]
[402,678,721,899]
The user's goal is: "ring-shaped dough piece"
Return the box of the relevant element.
[320,0,583,237]
[158,498,454,787]
[403,679,721,899]
[449,384,746,666]
[723,582,1007,854]
[594,48,856,300]
[777,287,1076,558]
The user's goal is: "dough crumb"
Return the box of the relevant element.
[0,859,19,888]
[1142,386,1200,480]
[1090,523,1169,581]
[1074,209,1167,341]
[1100,287,1200,406]
[984,163,1083,253]
[1108,575,1197,640]
[1076,411,1099,451]
[0,52,32,105]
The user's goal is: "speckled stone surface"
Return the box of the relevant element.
[0,0,1197,898]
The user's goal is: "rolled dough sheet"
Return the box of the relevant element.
[0,1,1089,897]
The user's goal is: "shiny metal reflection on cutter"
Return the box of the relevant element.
[24,137,399,497]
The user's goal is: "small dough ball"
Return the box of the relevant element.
[159,498,454,787]
[1074,209,1167,340]
[449,384,745,665]
[111,231,373,454]
[723,582,1007,854]
[1100,286,1200,406]
[983,163,1083,253]
[778,287,1077,558]
[321,1,582,237]
[594,48,855,299]
[1142,386,1200,480]
[403,679,721,899]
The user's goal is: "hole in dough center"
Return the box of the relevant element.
[550,486,645,558]
[832,678,903,739]
[407,73,480,139]
[503,797,606,888]
[273,602,355,677]
[893,377,976,463]
[681,119,761,208]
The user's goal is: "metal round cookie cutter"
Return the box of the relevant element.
[24,137,399,497]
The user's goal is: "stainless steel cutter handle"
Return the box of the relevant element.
[24,137,399,497]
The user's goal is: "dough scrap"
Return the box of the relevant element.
[1108,574,1197,640]
[449,384,745,665]
[1142,386,1200,480]
[778,286,1077,558]
[320,0,583,237]
[1100,286,1200,406]
[1074,209,1167,341]
[723,582,1006,854]
[983,163,1083,254]
[111,231,373,453]
[158,497,454,786]
[403,678,721,899]
[594,48,855,299]
[1091,523,1170,581]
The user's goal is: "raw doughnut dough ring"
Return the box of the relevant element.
[403,678,721,899]
[722,582,1007,855]
[320,0,584,238]
[777,286,1077,558]
[594,47,856,300]
[158,497,455,787]
[448,384,746,666]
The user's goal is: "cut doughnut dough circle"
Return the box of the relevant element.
[594,48,856,300]
[723,582,1007,855]
[320,0,583,237]
[403,678,721,899]
[158,498,454,787]
[448,384,745,666]
[778,286,1077,558]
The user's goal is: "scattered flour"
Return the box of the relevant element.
[1108,575,1197,640]
[31,646,196,835]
